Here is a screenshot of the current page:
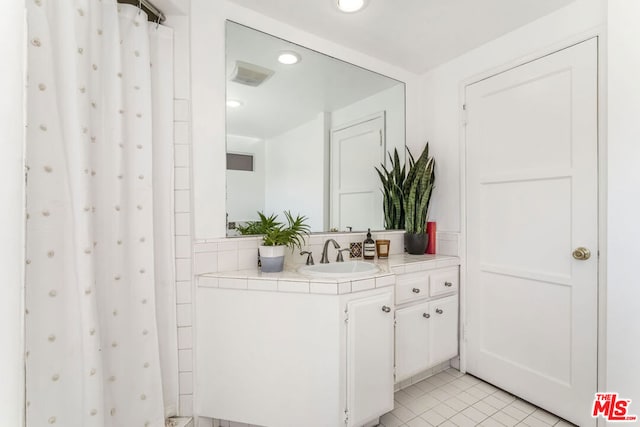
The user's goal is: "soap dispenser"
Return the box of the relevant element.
[363,229,376,260]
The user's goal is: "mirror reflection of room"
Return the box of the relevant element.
[225,21,405,235]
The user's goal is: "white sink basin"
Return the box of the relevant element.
[298,261,379,279]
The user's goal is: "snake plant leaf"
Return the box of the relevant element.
[375,147,406,229]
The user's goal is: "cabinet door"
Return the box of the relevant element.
[395,302,430,381]
[346,291,394,427]
[429,295,459,365]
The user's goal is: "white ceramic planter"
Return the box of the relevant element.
[259,245,286,272]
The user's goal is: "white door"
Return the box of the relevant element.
[331,113,385,231]
[346,291,394,427]
[465,38,598,427]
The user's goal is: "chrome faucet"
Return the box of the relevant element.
[320,239,340,264]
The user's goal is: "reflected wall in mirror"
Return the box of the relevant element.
[225,21,406,235]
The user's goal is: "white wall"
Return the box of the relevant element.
[264,114,327,231]
[420,0,605,233]
[0,2,25,425]
[332,84,406,164]
[226,135,265,223]
[605,0,640,405]
[190,0,421,239]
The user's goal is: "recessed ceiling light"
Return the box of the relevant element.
[226,99,243,108]
[278,51,301,65]
[337,0,367,13]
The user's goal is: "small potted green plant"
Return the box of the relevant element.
[238,211,310,272]
[403,143,435,254]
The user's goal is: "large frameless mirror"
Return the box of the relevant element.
[225,21,405,235]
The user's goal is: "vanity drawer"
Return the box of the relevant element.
[396,271,429,305]
[429,267,459,297]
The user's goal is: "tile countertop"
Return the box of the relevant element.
[197,254,460,296]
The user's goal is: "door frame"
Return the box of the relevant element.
[458,30,608,424]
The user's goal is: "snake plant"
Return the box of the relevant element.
[375,148,406,229]
[403,143,435,234]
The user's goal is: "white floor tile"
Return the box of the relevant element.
[391,404,417,422]
[510,399,537,415]
[461,406,488,423]
[483,394,510,410]
[415,379,438,393]
[478,417,504,427]
[441,382,463,395]
[466,386,490,400]
[530,408,560,425]
[404,394,439,415]
[429,388,453,402]
[493,389,517,404]
[475,382,500,394]
[395,389,416,406]
[473,400,499,417]
[458,375,482,386]
[443,396,468,412]
[386,370,573,427]
[432,403,457,419]
[457,390,481,406]
[501,403,529,421]
[406,416,433,427]
[554,420,577,427]
[491,410,519,427]
[450,413,477,427]
[404,384,426,398]
[444,368,465,378]
[420,409,447,426]
[380,412,405,427]
[521,414,555,427]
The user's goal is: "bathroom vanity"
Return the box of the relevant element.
[196,254,459,427]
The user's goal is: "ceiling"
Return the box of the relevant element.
[227,0,576,74]
[226,22,403,139]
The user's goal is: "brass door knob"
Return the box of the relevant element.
[572,247,591,260]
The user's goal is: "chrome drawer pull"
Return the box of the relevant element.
[444,282,453,287]
[435,308,444,314]
[412,288,420,293]
[382,305,391,313]
[423,313,430,319]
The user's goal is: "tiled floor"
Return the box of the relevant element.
[381,369,576,427]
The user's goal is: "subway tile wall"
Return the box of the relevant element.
[173,97,194,416]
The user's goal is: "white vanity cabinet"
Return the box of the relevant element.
[196,278,394,427]
[394,266,459,382]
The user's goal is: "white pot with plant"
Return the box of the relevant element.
[237,211,310,273]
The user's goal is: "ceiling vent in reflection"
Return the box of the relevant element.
[230,61,275,87]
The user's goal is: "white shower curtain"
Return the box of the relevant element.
[25,1,176,426]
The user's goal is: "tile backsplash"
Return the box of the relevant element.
[194,230,407,274]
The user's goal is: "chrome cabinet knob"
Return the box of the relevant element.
[412,288,420,293]
[423,313,430,319]
[572,247,591,260]
[382,305,391,313]
[435,308,443,314]
[444,281,453,287]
